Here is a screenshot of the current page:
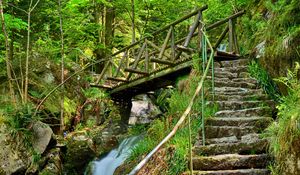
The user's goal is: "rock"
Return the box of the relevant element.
[64,134,96,174]
[32,121,53,154]
[0,125,30,174]
[129,94,162,125]
[40,148,62,175]
[192,154,270,170]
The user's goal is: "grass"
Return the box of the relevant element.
[248,59,281,102]
[265,62,300,174]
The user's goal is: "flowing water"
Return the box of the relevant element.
[87,136,140,175]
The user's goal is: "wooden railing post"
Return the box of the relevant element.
[171,25,175,60]
[198,11,203,52]
[145,39,149,73]
[228,18,234,53]
[159,27,172,60]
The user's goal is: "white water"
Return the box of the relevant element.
[90,136,140,175]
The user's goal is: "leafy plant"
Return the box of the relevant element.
[265,62,300,174]
[248,59,280,101]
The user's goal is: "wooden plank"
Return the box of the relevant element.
[110,59,194,94]
[91,83,112,89]
[150,58,174,66]
[176,45,196,53]
[124,68,149,75]
[107,77,128,82]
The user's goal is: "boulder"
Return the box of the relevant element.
[129,94,162,125]
[0,125,29,174]
[32,121,53,154]
[64,133,96,174]
[40,148,62,175]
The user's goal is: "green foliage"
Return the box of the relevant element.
[1,104,41,149]
[82,87,107,100]
[265,62,300,174]
[248,59,280,101]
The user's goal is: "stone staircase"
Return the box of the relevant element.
[190,59,274,175]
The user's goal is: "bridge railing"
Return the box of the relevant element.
[94,7,245,88]
[95,5,208,86]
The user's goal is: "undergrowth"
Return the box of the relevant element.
[265,62,300,174]
[248,59,280,101]
[126,66,218,174]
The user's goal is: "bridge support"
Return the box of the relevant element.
[114,98,132,129]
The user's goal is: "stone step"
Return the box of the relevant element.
[213,80,258,89]
[206,117,273,128]
[214,87,264,96]
[212,66,248,73]
[214,87,262,93]
[211,71,250,79]
[215,59,249,68]
[214,107,272,118]
[194,137,268,155]
[190,169,270,175]
[192,154,269,171]
[211,94,269,101]
[203,126,259,139]
[207,77,258,85]
[209,100,273,110]
[204,136,239,145]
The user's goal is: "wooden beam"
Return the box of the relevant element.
[159,27,172,59]
[110,59,194,94]
[125,68,149,75]
[150,58,174,66]
[214,26,229,50]
[152,5,208,35]
[176,45,196,53]
[107,77,128,82]
[146,40,172,58]
[228,19,234,52]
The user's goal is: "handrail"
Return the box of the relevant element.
[128,29,214,175]
[95,5,208,84]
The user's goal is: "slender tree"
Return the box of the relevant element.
[24,0,41,103]
[0,0,16,105]
[131,0,135,44]
[58,0,65,134]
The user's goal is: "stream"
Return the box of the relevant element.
[86,136,141,175]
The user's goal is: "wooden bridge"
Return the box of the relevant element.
[92,5,245,99]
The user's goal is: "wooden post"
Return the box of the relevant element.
[126,42,146,80]
[145,40,149,73]
[159,27,172,60]
[114,50,128,77]
[228,19,234,53]
[213,26,229,50]
[171,25,175,60]
[198,11,203,52]
[233,19,240,54]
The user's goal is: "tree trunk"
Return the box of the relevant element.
[24,0,41,104]
[94,1,115,74]
[58,0,64,134]
[0,0,15,105]
[131,0,135,44]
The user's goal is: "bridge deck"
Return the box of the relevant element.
[92,51,239,99]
